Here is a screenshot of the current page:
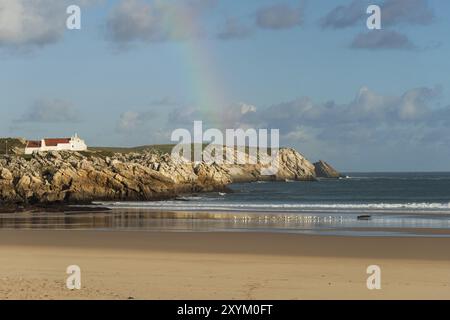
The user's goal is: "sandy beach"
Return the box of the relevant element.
[1,230,450,300]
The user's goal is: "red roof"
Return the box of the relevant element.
[26,140,42,148]
[44,138,71,147]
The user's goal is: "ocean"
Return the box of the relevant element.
[2,172,450,237]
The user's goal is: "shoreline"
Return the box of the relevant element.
[1,230,450,299]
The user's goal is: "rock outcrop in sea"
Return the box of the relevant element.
[0,148,319,205]
[314,160,342,179]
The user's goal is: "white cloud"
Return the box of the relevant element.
[117,110,156,132]
[0,0,66,50]
[168,102,257,130]
[255,86,443,147]
[351,30,415,50]
[320,0,366,29]
[256,3,304,30]
[165,87,445,149]
[0,0,104,52]
[105,0,215,46]
[16,98,81,123]
[240,103,257,115]
[321,0,435,29]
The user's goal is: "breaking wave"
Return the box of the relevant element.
[94,201,450,213]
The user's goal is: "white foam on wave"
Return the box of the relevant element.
[94,201,450,212]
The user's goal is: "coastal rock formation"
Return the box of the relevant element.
[314,160,342,179]
[0,148,319,205]
[275,149,316,181]
[217,147,316,182]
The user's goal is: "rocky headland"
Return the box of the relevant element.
[0,147,339,207]
[314,160,343,179]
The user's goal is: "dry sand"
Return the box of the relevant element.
[1,230,450,300]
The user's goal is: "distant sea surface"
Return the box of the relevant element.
[3,173,450,237]
[103,172,450,213]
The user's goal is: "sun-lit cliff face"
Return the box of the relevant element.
[0,147,322,205]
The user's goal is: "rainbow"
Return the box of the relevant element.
[157,0,228,126]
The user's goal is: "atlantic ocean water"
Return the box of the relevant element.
[2,173,450,237]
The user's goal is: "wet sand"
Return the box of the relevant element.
[1,230,450,299]
[3,209,450,238]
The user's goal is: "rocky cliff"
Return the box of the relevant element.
[314,160,342,179]
[0,148,317,205]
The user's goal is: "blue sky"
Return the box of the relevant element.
[1,0,450,171]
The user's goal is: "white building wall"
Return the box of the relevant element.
[69,136,88,151]
[24,135,88,154]
[24,147,40,155]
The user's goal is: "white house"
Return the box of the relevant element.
[25,134,88,155]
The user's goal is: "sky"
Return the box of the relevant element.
[1,0,450,171]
